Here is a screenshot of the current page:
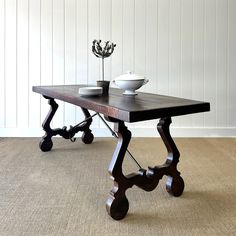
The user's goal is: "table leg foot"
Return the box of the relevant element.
[39,137,53,152]
[81,131,94,144]
[166,175,185,197]
[106,195,129,221]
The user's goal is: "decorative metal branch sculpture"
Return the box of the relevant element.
[92,40,116,81]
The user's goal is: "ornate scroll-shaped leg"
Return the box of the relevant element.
[105,117,184,220]
[106,120,131,220]
[39,96,58,152]
[157,117,184,197]
[39,96,94,152]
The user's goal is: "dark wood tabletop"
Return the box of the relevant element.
[33,85,210,122]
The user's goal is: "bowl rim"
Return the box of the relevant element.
[113,78,144,82]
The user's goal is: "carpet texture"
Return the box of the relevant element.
[0,137,235,236]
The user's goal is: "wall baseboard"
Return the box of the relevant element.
[0,127,236,137]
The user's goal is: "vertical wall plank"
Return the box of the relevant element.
[180,0,193,127]
[65,0,76,86]
[99,0,112,129]
[135,0,156,129]
[145,0,158,94]
[88,0,100,85]
[216,0,228,127]
[192,0,204,127]
[5,0,17,127]
[100,0,112,81]
[157,0,169,95]
[77,0,88,85]
[88,0,100,128]
[228,0,236,126]
[40,0,53,124]
[64,0,76,126]
[123,0,135,129]
[204,0,217,127]
[52,0,64,127]
[111,0,123,80]
[28,0,41,128]
[169,0,181,97]
[134,0,146,79]
[139,0,158,128]
[169,0,181,127]
[41,0,53,87]
[76,0,88,123]
[17,0,29,128]
[134,0,148,133]
[0,0,5,128]
[123,0,135,73]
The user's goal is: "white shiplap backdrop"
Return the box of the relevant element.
[0,0,236,137]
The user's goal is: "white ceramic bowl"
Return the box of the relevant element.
[113,72,149,95]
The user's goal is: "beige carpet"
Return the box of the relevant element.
[0,137,235,236]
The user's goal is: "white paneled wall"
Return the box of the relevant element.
[0,0,236,137]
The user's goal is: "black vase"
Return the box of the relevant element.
[96,80,110,95]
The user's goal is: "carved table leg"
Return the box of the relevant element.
[39,96,94,152]
[157,117,184,197]
[105,117,184,220]
[106,120,131,220]
[39,96,58,152]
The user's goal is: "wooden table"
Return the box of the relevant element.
[33,85,210,220]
